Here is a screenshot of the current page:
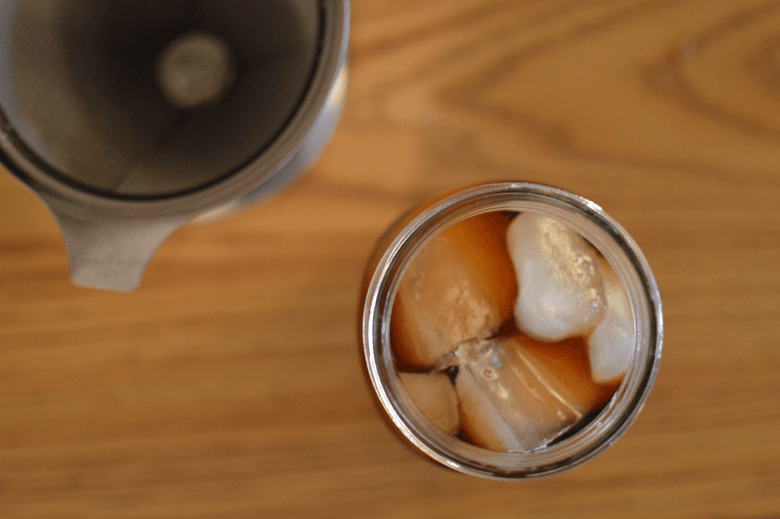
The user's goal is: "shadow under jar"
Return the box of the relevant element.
[361,182,662,480]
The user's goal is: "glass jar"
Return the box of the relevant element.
[360,182,663,479]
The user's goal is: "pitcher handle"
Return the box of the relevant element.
[51,212,192,292]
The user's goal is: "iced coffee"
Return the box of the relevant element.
[361,182,662,478]
[392,211,633,452]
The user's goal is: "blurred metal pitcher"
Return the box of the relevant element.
[0,0,349,291]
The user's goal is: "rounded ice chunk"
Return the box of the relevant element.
[588,258,635,383]
[455,336,582,452]
[391,213,515,367]
[506,213,607,342]
[399,372,460,436]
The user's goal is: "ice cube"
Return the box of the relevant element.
[588,258,635,384]
[518,332,620,415]
[399,372,460,436]
[392,213,516,368]
[506,213,607,342]
[455,336,582,452]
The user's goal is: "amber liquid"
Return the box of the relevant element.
[390,210,622,453]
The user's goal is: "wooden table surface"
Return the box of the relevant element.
[2,1,779,517]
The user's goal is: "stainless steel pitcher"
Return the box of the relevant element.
[0,0,349,291]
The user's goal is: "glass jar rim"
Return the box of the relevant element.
[361,182,663,479]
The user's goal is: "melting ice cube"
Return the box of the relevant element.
[454,336,583,452]
[506,213,607,342]
[588,258,635,384]
[392,213,515,368]
[518,332,621,416]
[399,372,460,436]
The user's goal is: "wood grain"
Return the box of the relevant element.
[1,1,779,517]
